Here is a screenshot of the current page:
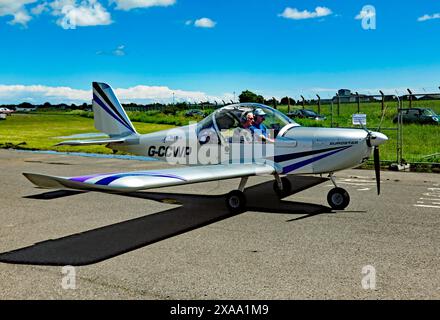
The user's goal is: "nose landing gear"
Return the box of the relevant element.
[327,174,350,210]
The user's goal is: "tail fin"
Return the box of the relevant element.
[92,82,137,136]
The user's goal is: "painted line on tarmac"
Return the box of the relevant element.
[413,204,440,209]
[413,184,440,209]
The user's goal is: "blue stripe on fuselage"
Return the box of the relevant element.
[281,146,351,174]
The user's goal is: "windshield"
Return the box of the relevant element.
[197,103,295,144]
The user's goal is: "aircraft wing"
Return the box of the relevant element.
[23,163,275,192]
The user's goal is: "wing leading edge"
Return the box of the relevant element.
[23,163,275,193]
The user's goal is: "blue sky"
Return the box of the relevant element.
[1,0,440,103]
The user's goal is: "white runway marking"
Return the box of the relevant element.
[423,193,440,197]
[414,204,440,209]
[413,184,440,210]
[357,188,371,191]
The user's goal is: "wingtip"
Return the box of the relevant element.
[22,172,64,189]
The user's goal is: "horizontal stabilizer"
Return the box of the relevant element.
[55,137,127,146]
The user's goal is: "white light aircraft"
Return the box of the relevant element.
[24,82,388,212]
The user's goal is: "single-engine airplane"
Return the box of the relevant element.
[24,82,388,213]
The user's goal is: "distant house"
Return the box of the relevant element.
[15,106,38,112]
[338,89,351,97]
[333,89,371,103]
[15,102,38,112]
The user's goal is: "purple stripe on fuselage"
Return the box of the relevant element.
[70,174,108,183]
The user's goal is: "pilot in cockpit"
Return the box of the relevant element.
[249,108,275,143]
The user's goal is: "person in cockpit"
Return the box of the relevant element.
[249,108,275,143]
[232,112,254,143]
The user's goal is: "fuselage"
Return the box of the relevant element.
[109,124,385,175]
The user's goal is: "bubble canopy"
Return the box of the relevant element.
[197,103,297,143]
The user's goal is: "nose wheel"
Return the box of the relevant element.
[327,187,350,210]
[327,174,350,210]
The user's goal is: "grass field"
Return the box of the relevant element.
[0,100,438,165]
[0,113,175,154]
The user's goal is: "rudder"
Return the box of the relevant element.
[92,82,137,136]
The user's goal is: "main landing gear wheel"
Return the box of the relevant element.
[226,190,247,214]
[327,187,350,210]
[273,177,292,198]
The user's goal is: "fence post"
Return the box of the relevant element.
[330,100,334,128]
[301,95,305,109]
[355,91,360,113]
[316,94,321,114]
[287,96,291,113]
[379,90,384,112]
[336,93,340,117]
[407,88,413,108]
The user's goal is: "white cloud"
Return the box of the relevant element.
[355,8,375,20]
[51,0,112,29]
[0,84,228,104]
[115,85,222,103]
[31,2,49,15]
[96,44,126,56]
[279,6,332,20]
[8,10,32,25]
[418,13,440,22]
[194,17,216,28]
[112,0,176,11]
[0,84,90,103]
[113,45,125,56]
[0,0,37,26]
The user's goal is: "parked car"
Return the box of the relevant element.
[185,109,206,117]
[0,107,15,115]
[286,109,326,121]
[393,108,439,124]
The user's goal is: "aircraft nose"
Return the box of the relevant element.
[369,131,388,146]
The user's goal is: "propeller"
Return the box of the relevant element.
[373,146,381,195]
[373,105,389,195]
[366,131,385,196]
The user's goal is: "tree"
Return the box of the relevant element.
[239,90,264,103]
[264,97,279,108]
[280,97,296,105]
